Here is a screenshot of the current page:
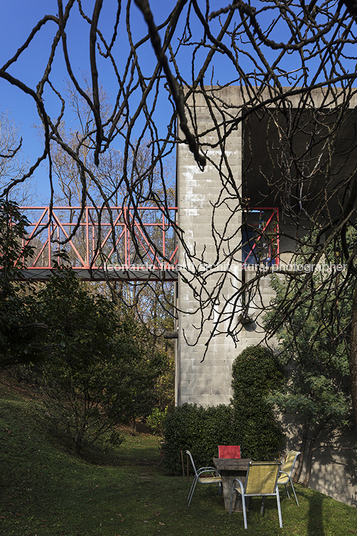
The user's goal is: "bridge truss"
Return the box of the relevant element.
[18,206,179,281]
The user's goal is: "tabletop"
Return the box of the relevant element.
[213,458,251,471]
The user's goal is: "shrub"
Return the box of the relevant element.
[147,406,169,435]
[31,268,169,453]
[162,403,237,474]
[231,345,284,460]
[162,346,284,474]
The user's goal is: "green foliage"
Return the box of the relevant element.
[0,199,41,367]
[0,199,34,276]
[111,310,171,425]
[267,270,352,430]
[231,345,284,460]
[162,346,284,474]
[262,232,354,484]
[31,267,169,452]
[151,354,175,411]
[162,403,237,474]
[147,406,169,435]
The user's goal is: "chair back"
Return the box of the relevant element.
[282,451,300,477]
[245,462,281,495]
[186,450,198,476]
[218,445,241,459]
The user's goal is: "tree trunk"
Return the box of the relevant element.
[302,425,322,487]
[349,279,357,430]
[294,422,308,484]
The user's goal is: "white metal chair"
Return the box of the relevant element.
[229,461,283,529]
[186,450,222,506]
[278,450,300,506]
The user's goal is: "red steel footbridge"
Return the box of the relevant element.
[16,206,179,281]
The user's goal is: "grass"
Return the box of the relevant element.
[0,374,356,535]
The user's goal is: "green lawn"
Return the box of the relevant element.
[0,374,356,535]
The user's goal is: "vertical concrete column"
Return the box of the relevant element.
[176,87,244,406]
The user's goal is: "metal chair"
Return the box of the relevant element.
[229,461,283,529]
[278,450,300,506]
[218,445,241,458]
[186,450,222,506]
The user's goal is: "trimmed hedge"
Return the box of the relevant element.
[162,346,284,474]
[162,403,237,474]
[231,345,284,460]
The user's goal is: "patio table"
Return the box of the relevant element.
[213,457,251,512]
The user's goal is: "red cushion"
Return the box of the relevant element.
[218,445,241,458]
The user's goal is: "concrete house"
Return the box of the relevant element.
[174,85,357,506]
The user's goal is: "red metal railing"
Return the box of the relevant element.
[242,207,279,266]
[18,206,178,279]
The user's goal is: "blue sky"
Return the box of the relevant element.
[0,1,347,204]
[0,1,189,202]
[0,2,226,201]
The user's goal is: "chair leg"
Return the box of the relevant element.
[261,496,266,515]
[285,483,291,499]
[187,478,194,501]
[187,477,198,506]
[276,487,283,528]
[241,494,248,529]
[290,479,299,506]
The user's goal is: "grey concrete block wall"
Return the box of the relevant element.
[175,86,263,407]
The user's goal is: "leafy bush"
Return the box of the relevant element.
[162,345,284,474]
[162,403,237,474]
[266,269,352,485]
[30,268,169,453]
[147,406,169,435]
[231,345,284,460]
[0,200,40,368]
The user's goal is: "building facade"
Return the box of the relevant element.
[174,86,357,507]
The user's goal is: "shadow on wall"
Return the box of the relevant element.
[284,421,357,507]
[305,433,357,507]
